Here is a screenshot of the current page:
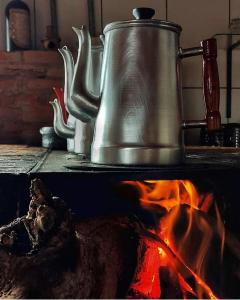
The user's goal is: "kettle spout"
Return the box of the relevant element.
[50,99,75,139]
[71,26,100,123]
[58,46,74,113]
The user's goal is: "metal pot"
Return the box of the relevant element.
[40,127,66,149]
[200,123,240,147]
[71,7,221,165]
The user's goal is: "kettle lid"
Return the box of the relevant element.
[104,7,182,34]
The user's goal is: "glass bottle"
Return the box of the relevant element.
[5,0,31,51]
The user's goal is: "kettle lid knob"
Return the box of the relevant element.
[132,7,155,20]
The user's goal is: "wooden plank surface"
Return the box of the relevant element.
[0,145,48,174]
[0,145,239,176]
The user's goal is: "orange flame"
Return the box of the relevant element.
[123,180,225,299]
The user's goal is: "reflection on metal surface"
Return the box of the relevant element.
[54,45,101,156]
[70,8,220,165]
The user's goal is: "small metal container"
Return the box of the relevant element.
[200,127,224,147]
[40,127,66,149]
[200,123,240,148]
[224,123,240,147]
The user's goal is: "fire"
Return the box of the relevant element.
[122,180,225,299]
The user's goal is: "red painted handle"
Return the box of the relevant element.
[53,87,68,124]
[201,38,221,132]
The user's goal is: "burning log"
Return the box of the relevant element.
[0,179,239,299]
[0,179,143,298]
[119,180,240,299]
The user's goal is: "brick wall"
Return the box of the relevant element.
[0,51,63,145]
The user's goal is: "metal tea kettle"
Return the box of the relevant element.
[51,40,102,157]
[71,7,221,165]
[69,26,103,121]
[51,45,93,157]
[51,86,75,153]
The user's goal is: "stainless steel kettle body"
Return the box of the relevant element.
[55,41,102,157]
[72,8,220,165]
[93,20,184,165]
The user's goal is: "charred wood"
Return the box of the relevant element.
[0,179,141,298]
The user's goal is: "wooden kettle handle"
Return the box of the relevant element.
[201,38,221,131]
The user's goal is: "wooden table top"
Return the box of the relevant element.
[0,145,47,174]
[1,145,240,179]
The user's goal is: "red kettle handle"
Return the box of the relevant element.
[201,38,221,132]
[53,87,68,124]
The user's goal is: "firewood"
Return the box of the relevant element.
[0,179,142,298]
[0,179,238,299]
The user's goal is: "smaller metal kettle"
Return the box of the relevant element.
[71,8,221,165]
[54,45,93,157]
[69,26,103,121]
[50,41,102,157]
[51,86,75,153]
[51,98,93,157]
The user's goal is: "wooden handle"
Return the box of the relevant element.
[201,38,221,131]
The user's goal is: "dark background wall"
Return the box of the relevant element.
[0,51,63,145]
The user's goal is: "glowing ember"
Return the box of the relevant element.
[122,180,225,299]
[130,239,162,298]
